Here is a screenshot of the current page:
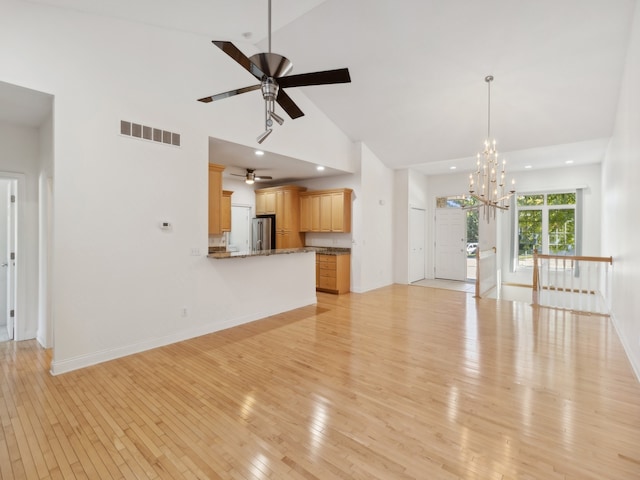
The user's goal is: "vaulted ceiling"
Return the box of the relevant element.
[6,0,637,177]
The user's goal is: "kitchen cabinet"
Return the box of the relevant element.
[316,254,350,294]
[221,190,233,232]
[300,195,311,231]
[255,190,276,215]
[255,185,306,248]
[208,163,225,235]
[299,188,352,233]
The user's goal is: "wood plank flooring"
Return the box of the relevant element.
[1,285,639,479]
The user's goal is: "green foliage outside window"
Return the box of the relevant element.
[517,194,544,206]
[548,193,576,205]
[517,191,577,267]
[548,208,575,254]
[518,210,542,258]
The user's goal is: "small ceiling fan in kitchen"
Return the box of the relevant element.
[231,168,273,185]
[197,0,351,144]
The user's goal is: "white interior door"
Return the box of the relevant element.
[435,208,466,281]
[0,179,13,341]
[229,205,251,252]
[7,180,15,341]
[409,207,426,282]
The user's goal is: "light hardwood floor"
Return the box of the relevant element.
[1,285,639,479]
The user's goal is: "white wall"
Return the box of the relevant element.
[37,114,54,347]
[603,0,640,379]
[1,1,354,373]
[393,168,428,284]
[358,143,394,292]
[393,169,410,283]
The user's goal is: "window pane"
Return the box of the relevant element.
[517,194,544,206]
[518,210,542,267]
[548,193,576,205]
[548,208,575,254]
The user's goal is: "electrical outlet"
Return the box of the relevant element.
[190,248,200,256]
[181,307,188,317]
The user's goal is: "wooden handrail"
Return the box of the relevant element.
[532,249,614,314]
[533,253,613,264]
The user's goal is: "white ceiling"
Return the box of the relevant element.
[4,0,636,179]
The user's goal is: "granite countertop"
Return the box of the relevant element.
[208,247,317,259]
[309,247,351,256]
[208,246,351,259]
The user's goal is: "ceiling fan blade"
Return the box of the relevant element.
[197,84,261,103]
[278,68,351,88]
[276,90,304,119]
[212,41,266,80]
[255,176,273,180]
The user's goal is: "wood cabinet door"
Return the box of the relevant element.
[276,190,287,231]
[330,192,344,232]
[265,191,276,214]
[221,190,232,232]
[300,195,311,232]
[319,194,332,232]
[208,164,224,235]
[255,192,266,215]
[311,195,321,232]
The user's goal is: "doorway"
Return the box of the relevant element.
[229,205,252,252]
[0,178,17,343]
[409,207,426,282]
[466,209,479,281]
[435,208,466,281]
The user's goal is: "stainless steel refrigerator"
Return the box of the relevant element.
[251,215,275,251]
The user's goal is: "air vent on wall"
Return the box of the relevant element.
[120,120,181,147]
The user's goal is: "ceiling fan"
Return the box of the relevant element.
[231,168,273,185]
[197,0,351,144]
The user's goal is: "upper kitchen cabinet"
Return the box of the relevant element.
[208,163,225,235]
[299,188,352,233]
[255,190,276,215]
[221,190,233,233]
[255,185,307,248]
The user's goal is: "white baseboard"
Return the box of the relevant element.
[610,311,640,384]
[50,296,317,376]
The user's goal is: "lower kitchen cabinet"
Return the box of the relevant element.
[316,254,350,294]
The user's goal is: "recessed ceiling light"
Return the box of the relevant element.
[450,166,457,170]
[525,165,532,169]
[254,150,264,156]
[565,160,574,164]
[316,165,325,171]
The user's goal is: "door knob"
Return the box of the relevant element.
[1,263,7,267]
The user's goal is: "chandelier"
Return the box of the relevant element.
[468,75,515,221]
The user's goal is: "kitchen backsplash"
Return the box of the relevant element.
[208,232,228,247]
[304,232,352,249]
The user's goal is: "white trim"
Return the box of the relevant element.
[50,295,318,375]
[610,311,640,384]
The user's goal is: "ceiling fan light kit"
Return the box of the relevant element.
[197,0,351,143]
[231,168,273,184]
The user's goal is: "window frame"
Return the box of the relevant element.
[513,190,577,270]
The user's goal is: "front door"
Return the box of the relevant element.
[435,208,466,281]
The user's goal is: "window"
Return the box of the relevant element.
[516,192,576,268]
